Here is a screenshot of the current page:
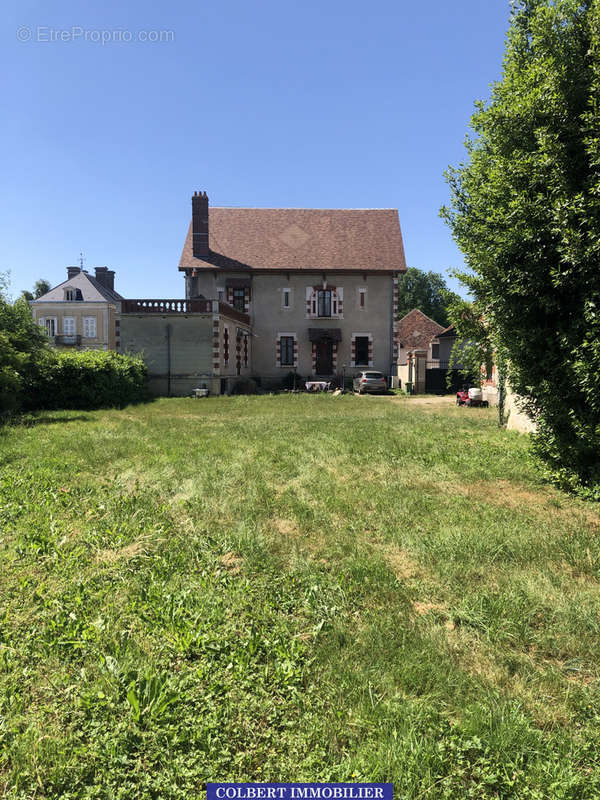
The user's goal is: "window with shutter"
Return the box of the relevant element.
[83,317,97,338]
[280,336,294,366]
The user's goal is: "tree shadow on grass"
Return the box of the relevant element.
[23,414,94,427]
[1,413,95,430]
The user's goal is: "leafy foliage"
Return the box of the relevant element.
[0,274,52,416]
[0,275,148,415]
[397,267,461,326]
[446,298,495,389]
[30,350,149,410]
[442,0,600,497]
[33,279,51,299]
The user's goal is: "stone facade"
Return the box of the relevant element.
[188,269,397,385]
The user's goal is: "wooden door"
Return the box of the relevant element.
[315,340,333,375]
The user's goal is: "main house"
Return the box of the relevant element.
[118,191,407,394]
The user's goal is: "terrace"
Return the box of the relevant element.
[120,298,250,325]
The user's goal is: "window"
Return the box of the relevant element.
[217,288,225,302]
[223,327,229,364]
[233,288,245,311]
[359,288,367,309]
[280,336,295,366]
[83,316,97,338]
[317,290,331,317]
[44,318,57,337]
[355,336,369,365]
[63,317,75,335]
[431,343,440,360]
[282,288,291,308]
[65,288,76,301]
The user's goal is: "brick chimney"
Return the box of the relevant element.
[95,266,115,291]
[67,266,81,279]
[192,191,209,258]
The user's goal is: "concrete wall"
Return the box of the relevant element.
[397,363,410,390]
[505,385,537,434]
[119,313,215,396]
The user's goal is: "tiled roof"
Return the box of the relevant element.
[179,207,407,272]
[397,309,445,353]
[32,270,123,303]
[436,324,457,337]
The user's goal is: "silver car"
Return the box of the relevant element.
[353,370,388,394]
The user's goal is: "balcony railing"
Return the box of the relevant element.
[54,334,82,346]
[120,298,251,325]
[120,299,214,314]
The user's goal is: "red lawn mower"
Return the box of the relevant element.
[456,386,489,408]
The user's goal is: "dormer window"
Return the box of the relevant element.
[65,287,76,301]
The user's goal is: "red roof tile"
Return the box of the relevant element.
[397,309,445,352]
[179,207,407,272]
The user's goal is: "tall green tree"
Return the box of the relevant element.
[442,0,600,497]
[397,267,460,326]
[33,279,51,298]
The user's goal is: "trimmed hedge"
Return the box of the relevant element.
[26,350,148,411]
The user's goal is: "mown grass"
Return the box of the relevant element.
[1,394,600,799]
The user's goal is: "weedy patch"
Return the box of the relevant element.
[218,551,243,574]
[95,536,153,563]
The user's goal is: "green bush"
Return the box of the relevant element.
[0,287,51,417]
[0,277,147,414]
[230,377,258,395]
[280,371,304,390]
[27,350,149,411]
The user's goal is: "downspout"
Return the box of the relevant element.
[166,323,172,397]
[389,273,396,387]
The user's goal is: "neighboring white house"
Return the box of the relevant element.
[31,266,122,350]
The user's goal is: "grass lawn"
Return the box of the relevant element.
[1,394,600,798]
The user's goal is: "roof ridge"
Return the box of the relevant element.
[398,308,445,328]
[209,207,399,211]
[86,273,123,301]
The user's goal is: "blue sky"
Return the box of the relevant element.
[2,0,511,299]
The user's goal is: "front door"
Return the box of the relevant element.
[315,339,333,375]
